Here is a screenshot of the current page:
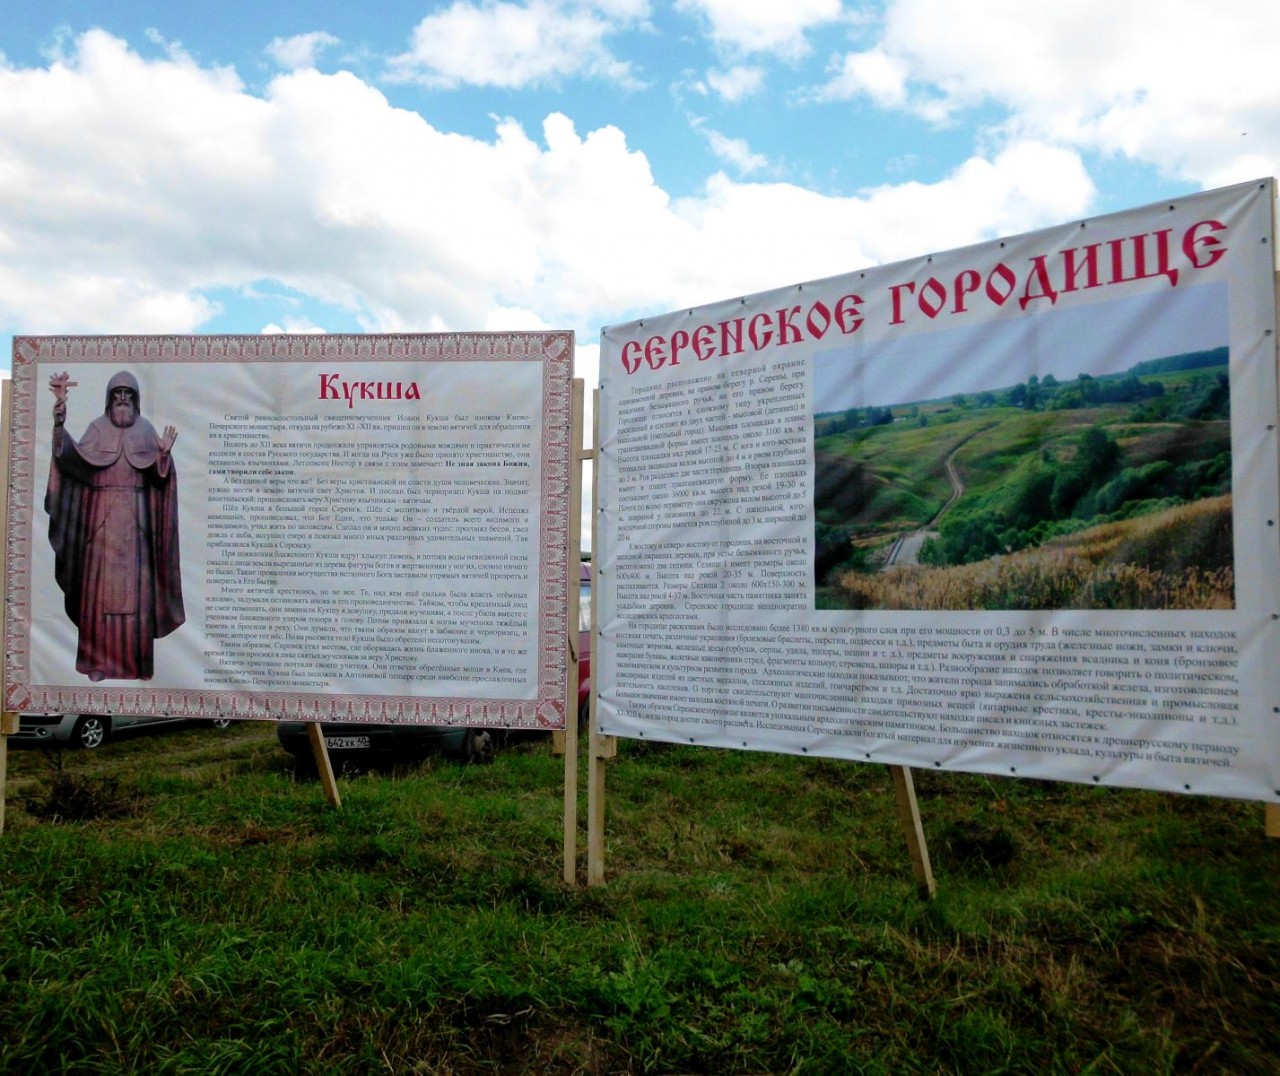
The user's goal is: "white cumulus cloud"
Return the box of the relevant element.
[820,0,1280,188]
[675,0,843,59]
[0,30,1099,350]
[704,65,765,102]
[387,0,647,89]
[818,47,909,109]
[266,31,340,71]
[671,140,1096,299]
[698,127,768,174]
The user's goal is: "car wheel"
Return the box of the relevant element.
[463,728,497,764]
[210,718,232,730]
[72,714,110,750]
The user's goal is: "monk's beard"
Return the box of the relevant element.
[110,401,137,428]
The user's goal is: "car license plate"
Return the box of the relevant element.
[325,735,371,749]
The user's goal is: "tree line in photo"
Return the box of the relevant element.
[818,347,1228,439]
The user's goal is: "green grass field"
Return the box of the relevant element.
[2,723,1277,1073]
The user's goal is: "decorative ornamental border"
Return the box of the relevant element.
[6,332,573,728]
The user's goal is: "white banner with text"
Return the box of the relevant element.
[597,179,1279,801]
[5,332,573,729]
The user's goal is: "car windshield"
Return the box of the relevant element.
[579,581,591,631]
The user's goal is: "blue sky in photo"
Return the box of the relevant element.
[813,281,1229,411]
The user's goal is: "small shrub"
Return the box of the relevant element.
[23,761,136,822]
[939,819,1020,874]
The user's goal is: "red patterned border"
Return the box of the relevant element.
[6,332,573,729]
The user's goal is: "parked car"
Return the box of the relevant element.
[12,713,233,750]
[276,721,497,769]
[279,560,595,768]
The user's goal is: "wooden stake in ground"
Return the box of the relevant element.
[0,712,16,836]
[889,765,936,899]
[307,722,342,808]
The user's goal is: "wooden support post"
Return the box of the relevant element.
[587,732,612,886]
[585,389,616,886]
[562,379,585,886]
[307,722,342,808]
[0,711,19,836]
[586,690,614,890]
[0,714,15,836]
[586,705,616,887]
[890,765,936,899]
[0,712,18,835]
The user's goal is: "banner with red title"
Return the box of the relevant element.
[5,332,573,729]
[597,179,1279,801]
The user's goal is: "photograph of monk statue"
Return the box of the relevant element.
[45,370,186,682]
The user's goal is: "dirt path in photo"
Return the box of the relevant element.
[884,434,973,568]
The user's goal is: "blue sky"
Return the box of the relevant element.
[2,0,1278,391]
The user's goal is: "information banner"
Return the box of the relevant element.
[598,179,1279,801]
[5,332,573,729]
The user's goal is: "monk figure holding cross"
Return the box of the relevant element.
[45,370,185,681]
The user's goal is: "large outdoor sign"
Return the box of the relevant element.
[597,179,1279,801]
[5,332,574,729]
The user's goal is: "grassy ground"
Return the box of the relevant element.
[1,723,1276,1074]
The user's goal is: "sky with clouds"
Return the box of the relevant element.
[2,0,1278,394]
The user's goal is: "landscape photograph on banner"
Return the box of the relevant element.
[812,282,1233,611]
